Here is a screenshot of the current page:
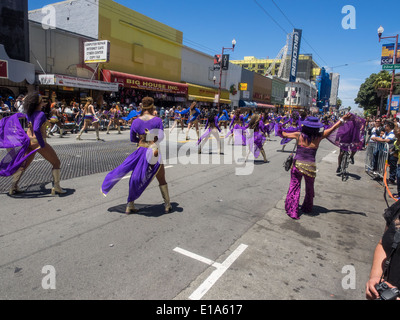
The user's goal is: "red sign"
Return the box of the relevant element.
[103,70,188,95]
[0,60,8,79]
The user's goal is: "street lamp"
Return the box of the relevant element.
[216,39,236,112]
[378,26,399,116]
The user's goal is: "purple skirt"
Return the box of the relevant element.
[225,124,246,146]
[246,131,266,158]
[101,146,161,202]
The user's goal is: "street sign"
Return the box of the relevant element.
[382,64,400,70]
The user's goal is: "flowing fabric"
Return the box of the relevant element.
[326,114,366,152]
[246,129,266,158]
[101,117,163,202]
[0,113,39,176]
[122,109,139,121]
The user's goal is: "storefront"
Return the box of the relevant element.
[186,83,231,108]
[102,70,188,109]
[37,74,119,108]
[0,44,35,98]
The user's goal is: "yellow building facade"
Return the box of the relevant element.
[98,0,183,83]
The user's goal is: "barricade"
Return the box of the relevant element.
[365,140,389,179]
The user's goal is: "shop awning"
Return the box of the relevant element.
[188,94,231,104]
[256,103,276,108]
[0,44,35,84]
[186,83,231,104]
[102,70,188,95]
[38,74,119,92]
[239,100,257,108]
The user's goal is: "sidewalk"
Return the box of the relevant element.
[174,149,391,300]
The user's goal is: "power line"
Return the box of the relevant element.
[269,0,329,67]
[253,0,289,35]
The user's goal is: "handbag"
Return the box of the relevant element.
[283,140,298,171]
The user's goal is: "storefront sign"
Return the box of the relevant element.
[238,83,247,90]
[38,74,55,85]
[84,40,110,64]
[0,59,8,79]
[103,70,188,94]
[39,74,119,92]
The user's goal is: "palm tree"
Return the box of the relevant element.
[374,71,391,115]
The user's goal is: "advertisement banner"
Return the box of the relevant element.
[387,95,400,111]
[213,54,221,70]
[221,54,230,70]
[381,43,400,65]
[289,29,302,83]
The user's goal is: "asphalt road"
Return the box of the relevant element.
[0,128,390,301]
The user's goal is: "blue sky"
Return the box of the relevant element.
[28,0,399,112]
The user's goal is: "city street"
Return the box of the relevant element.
[0,129,388,300]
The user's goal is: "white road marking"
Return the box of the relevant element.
[174,244,248,300]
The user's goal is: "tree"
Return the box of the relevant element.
[336,98,342,108]
[355,73,381,115]
[374,71,391,115]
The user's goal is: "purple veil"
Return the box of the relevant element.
[326,114,366,152]
[0,113,39,176]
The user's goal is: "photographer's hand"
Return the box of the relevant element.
[365,277,380,300]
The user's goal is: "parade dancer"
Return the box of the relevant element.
[47,107,65,138]
[218,107,230,132]
[76,97,101,141]
[169,106,185,133]
[245,114,268,162]
[101,97,172,214]
[277,113,351,220]
[106,102,122,134]
[226,109,246,145]
[197,111,222,154]
[181,102,201,141]
[1,92,66,196]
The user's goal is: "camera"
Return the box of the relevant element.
[375,282,400,300]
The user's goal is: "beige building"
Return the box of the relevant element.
[231,55,320,82]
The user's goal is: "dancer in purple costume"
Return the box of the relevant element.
[226,109,247,146]
[0,92,66,196]
[245,114,268,162]
[278,113,352,219]
[197,111,222,154]
[101,97,172,214]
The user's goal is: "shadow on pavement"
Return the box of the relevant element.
[301,205,367,218]
[5,183,76,199]
[108,202,183,217]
